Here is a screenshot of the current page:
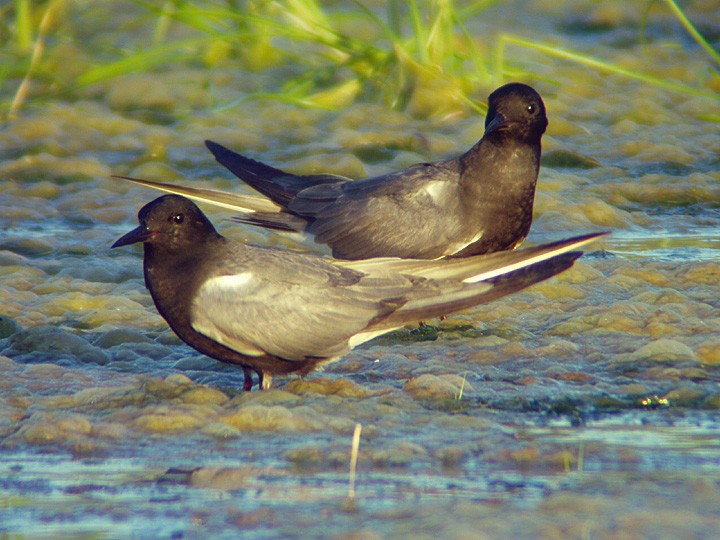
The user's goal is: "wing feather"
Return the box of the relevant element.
[189,250,409,361]
[114,176,282,213]
[338,232,607,282]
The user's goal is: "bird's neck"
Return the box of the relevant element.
[461,137,540,201]
[451,136,541,256]
[143,243,207,329]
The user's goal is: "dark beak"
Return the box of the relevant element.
[484,112,509,134]
[112,225,153,248]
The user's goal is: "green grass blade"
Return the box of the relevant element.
[387,0,402,37]
[408,0,430,65]
[663,0,720,65]
[75,35,243,86]
[14,0,33,50]
[498,34,720,101]
[152,0,176,44]
[457,18,491,86]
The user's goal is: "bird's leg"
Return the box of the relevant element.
[242,367,254,392]
[259,371,272,391]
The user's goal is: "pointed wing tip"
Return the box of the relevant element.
[205,139,227,157]
[461,231,610,284]
[560,230,611,251]
[112,174,155,186]
[585,230,611,241]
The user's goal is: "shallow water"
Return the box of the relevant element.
[1,0,719,538]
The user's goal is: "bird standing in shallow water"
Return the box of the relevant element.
[116,82,548,260]
[113,195,605,391]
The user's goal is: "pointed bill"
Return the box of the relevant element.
[111,224,153,248]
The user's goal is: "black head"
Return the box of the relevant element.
[484,83,548,143]
[112,194,219,251]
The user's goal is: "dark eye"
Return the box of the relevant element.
[527,104,536,114]
[172,213,184,224]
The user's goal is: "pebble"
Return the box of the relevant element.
[284,377,374,398]
[133,405,211,433]
[404,374,473,400]
[0,315,20,338]
[624,339,698,364]
[4,326,110,365]
[697,341,720,365]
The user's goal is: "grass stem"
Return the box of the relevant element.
[8,0,62,120]
[347,422,362,502]
[14,0,33,50]
[497,34,720,101]
[663,0,720,66]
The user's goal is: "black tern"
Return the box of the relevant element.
[116,83,548,260]
[112,195,605,390]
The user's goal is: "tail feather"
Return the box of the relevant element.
[232,212,307,233]
[205,140,355,208]
[205,140,298,205]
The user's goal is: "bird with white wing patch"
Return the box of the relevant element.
[113,194,606,390]
[115,82,548,261]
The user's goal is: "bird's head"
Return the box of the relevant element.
[484,83,548,143]
[112,194,219,252]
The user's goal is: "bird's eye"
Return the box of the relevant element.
[527,104,536,114]
[172,213,184,224]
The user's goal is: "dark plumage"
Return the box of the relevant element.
[115,82,548,260]
[112,195,604,391]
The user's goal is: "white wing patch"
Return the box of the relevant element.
[205,272,254,289]
[424,180,447,203]
[191,272,268,357]
[347,327,401,349]
[444,230,485,258]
